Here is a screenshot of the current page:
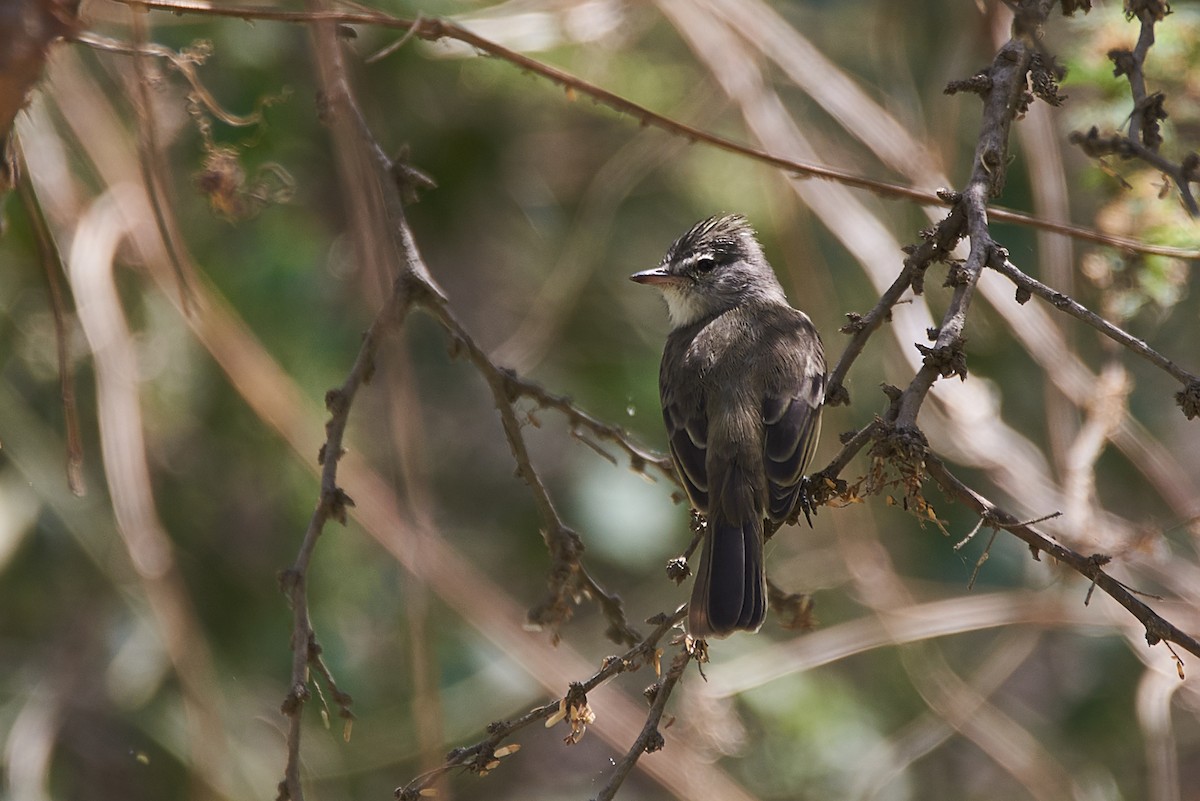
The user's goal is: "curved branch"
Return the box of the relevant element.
[826,198,966,407]
[417,293,643,646]
[99,0,1200,259]
[502,371,677,483]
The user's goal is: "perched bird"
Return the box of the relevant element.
[631,214,826,638]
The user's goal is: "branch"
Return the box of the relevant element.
[593,643,694,801]
[75,30,278,126]
[1069,2,1199,215]
[989,254,1200,390]
[98,0,1200,259]
[277,277,411,801]
[925,452,1200,662]
[894,2,1051,428]
[301,0,669,786]
[502,372,677,485]
[276,4,697,793]
[392,607,687,800]
[276,4,415,797]
[796,403,1200,673]
[1069,126,1199,216]
[820,419,888,487]
[12,141,86,495]
[127,13,194,311]
[304,21,657,646]
[766,414,888,536]
[826,196,966,407]
[417,294,643,647]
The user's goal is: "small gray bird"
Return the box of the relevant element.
[631,214,826,638]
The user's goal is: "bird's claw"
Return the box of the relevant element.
[798,476,817,528]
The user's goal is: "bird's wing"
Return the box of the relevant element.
[761,318,826,522]
[663,397,709,511]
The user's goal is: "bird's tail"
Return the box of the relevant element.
[688,516,766,638]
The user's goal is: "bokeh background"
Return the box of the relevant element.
[2,1,1199,800]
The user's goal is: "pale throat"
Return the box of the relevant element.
[661,286,708,329]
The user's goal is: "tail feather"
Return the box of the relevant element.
[688,517,765,637]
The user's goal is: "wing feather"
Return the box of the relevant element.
[761,319,825,523]
[663,398,709,509]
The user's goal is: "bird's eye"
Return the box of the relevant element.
[694,256,717,273]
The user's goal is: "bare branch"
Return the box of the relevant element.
[894,4,1053,428]
[277,276,411,801]
[1069,4,1199,214]
[98,0,1200,259]
[503,372,677,484]
[925,452,1200,661]
[75,30,272,127]
[12,141,85,495]
[126,13,194,310]
[418,295,643,646]
[989,255,1200,389]
[276,5,414,796]
[593,643,694,801]
[826,196,966,407]
[393,607,686,800]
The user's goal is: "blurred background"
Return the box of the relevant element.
[2,0,1199,799]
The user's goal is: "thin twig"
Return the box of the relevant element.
[815,419,886,490]
[925,452,1200,661]
[826,198,966,407]
[77,30,273,128]
[309,26,658,646]
[417,295,642,646]
[275,5,419,795]
[594,643,694,801]
[127,14,194,311]
[277,279,411,801]
[826,266,917,409]
[989,256,1199,387]
[504,371,677,483]
[393,607,687,800]
[1125,7,1157,148]
[1069,4,1198,215]
[99,0,1200,259]
[13,141,86,496]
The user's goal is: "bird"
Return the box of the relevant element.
[630,214,826,638]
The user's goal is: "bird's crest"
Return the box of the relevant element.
[664,214,759,267]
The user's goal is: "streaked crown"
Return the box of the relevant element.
[663,214,760,272]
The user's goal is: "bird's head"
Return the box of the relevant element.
[630,214,786,329]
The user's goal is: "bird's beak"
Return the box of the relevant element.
[630,267,682,286]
